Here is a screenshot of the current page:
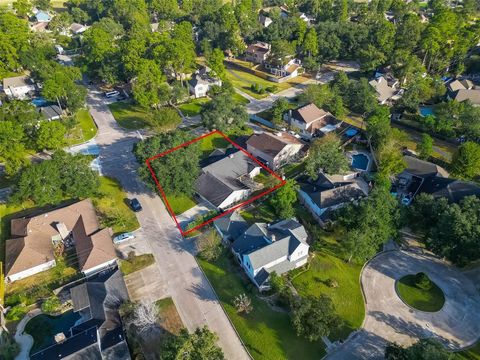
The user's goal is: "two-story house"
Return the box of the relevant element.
[285,103,341,139]
[188,66,222,98]
[218,214,309,291]
[245,42,271,64]
[246,131,304,170]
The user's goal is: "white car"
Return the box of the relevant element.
[113,232,135,244]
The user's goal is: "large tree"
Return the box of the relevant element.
[42,66,87,112]
[305,133,350,178]
[291,295,341,342]
[386,339,457,360]
[450,141,480,180]
[201,92,248,132]
[270,180,299,219]
[13,151,99,206]
[35,121,66,150]
[161,326,224,360]
[134,131,201,196]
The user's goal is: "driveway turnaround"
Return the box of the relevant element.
[86,89,251,360]
[327,250,480,359]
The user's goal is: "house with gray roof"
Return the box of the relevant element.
[222,214,309,290]
[298,173,370,227]
[196,149,262,210]
[369,73,402,105]
[188,66,222,98]
[3,75,36,100]
[31,269,130,360]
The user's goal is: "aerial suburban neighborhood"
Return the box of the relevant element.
[0,0,480,359]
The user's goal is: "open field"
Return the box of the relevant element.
[198,251,325,360]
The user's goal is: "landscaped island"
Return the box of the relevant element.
[396,272,445,312]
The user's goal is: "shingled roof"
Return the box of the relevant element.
[246,132,302,158]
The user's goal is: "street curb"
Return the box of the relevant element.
[193,256,253,360]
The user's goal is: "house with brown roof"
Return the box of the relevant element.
[246,131,304,170]
[284,103,342,139]
[5,199,117,282]
[245,42,271,64]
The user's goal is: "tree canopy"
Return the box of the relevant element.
[305,133,349,177]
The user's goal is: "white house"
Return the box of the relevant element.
[196,149,262,210]
[188,67,222,98]
[264,57,302,79]
[228,217,310,290]
[246,131,304,170]
[3,75,36,100]
[285,103,342,139]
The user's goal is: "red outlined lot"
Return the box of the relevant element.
[145,130,286,236]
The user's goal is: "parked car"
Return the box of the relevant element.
[113,232,135,244]
[105,90,120,98]
[129,198,142,212]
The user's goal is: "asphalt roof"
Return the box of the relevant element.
[419,177,480,203]
[246,132,302,158]
[214,211,249,240]
[403,156,448,178]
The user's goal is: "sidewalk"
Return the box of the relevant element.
[14,308,41,360]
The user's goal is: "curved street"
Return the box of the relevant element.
[327,250,480,359]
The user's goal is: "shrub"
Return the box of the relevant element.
[6,304,28,321]
[233,293,253,314]
[414,272,432,290]
[266,85,278,93]
[41,295,62,315]
[325,278,339,288]
[197,230,222,262]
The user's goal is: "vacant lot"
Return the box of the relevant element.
[166,194,197,215]
[65,109,97,146]
[108,102,151,129]
[178,98,210,116]
[199,252,325,360]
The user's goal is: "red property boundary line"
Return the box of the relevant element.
[145,129,286,236]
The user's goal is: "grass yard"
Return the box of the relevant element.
[241,202,277,224]
[165,193,196,215]
[232,92,250,105]
[282,162,306,179]
[93,177,140,235]
[65,109,97,146]
[108,102,151,130]
[198,252,325,360]
[178,98,210,116]
[156,297,184,336]
[119,254,155,276]
[225,65,310,100]
[199,131,230,158]
[291,252,365,340]
[396,274,445,312]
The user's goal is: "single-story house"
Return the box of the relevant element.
[188,66,222,98]
[40,104,63,120]
[447,79,474,93]
[245,42,271,64]
[284,103,342,139]
[246,131,304,170]
[220,214,309,290]
[369,73,402,104]
[298,173,370,226]
[3,75,36,100]
[196,149,262,210]
[31,269,130,360]
[5,199,118,282]
[449,89,480,106]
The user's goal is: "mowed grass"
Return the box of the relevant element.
[165,193,196,215]
[198,252,325,360]
[291,252,365,340]
[178,98,210,116]
[119,254,155,276]
[93,176,140,234]
[199,131,230,158]
[108,102,150,130]
[396,275,445,312]
[65,109,97,145]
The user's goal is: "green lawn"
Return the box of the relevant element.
[232,92,250,105]
[165,193,196,215]
[119,254,155,276]
[396,275,445,312]
[198,252,325,360]
[291,252,365,340]
[199,132,230,158]
[108,102,151,130]
[178,98,210,116]
[93,176,140,235]
[282,162,306,179]
[240,202,277,224]
[65,109,97,146]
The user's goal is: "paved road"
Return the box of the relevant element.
[86,89,250,360]
[327,250,480,359]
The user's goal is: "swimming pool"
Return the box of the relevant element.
[31,98,48,107]
[351,153,369,171]
[419,106,434,117]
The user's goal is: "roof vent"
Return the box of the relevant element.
[55,222,70,240]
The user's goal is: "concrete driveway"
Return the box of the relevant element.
[85,88,251,360]
[327,250,480,359]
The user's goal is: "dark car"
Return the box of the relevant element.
[129,198,142,212]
